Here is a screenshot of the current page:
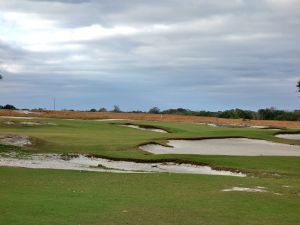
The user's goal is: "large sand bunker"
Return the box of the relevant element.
[0,153,245,176]
[140,138,300,156]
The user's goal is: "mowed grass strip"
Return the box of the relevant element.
[0,167,299,225]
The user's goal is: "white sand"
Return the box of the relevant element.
[95,119,133,121]
[1,121,56,126]
[120,125,167,133]
[0,154,245,176]
[0,116,35,119]
[140,138,300,156]
[222,187,267,192]
[276,134,300,140]
[14,110,42,115]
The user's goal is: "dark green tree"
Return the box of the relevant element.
[148,107,160,114]
[112,105,121,113]
[2,104,16,110]
[98,107,107,112]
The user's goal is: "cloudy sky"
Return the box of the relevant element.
[0,0,299,111]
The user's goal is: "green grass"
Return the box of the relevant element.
[0,167,299,225]
[0,118,300,174]
[0,118,300,225]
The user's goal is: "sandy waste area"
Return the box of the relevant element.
[140,138,300,156]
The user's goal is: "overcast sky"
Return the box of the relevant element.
[0,0,299,111]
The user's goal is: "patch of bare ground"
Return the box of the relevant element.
[0,135,31,147]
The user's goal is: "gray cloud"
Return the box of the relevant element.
[0,0,299,110]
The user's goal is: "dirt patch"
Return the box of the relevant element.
[140,138,300,156]
[0,135,31,147]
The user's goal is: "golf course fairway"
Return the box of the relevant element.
[0,117,299,225]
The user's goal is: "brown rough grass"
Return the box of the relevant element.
[1,110,300,128]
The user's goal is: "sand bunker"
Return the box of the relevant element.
[250,126,269,129]
[1,121,56,126]
[204,123,281,130]
[120,124,168,133]
[2,121,15,125]
[276,134,300,140]
[222,187,267,192]
[205,123,250,128]
[0,135,31,147]
[0,153,245,176]
[14,110,42,115]
[19,121,56,126]
[0,116,35,119]
[140,138,300,156]
[95,119,134,121]
[207,123,218,127]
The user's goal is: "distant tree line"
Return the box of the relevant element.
[89,105,121,113]
[1,103,299,121]
[87,106,300,121]
[146,107,300,121]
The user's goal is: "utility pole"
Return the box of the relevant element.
[53,98,56,111]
